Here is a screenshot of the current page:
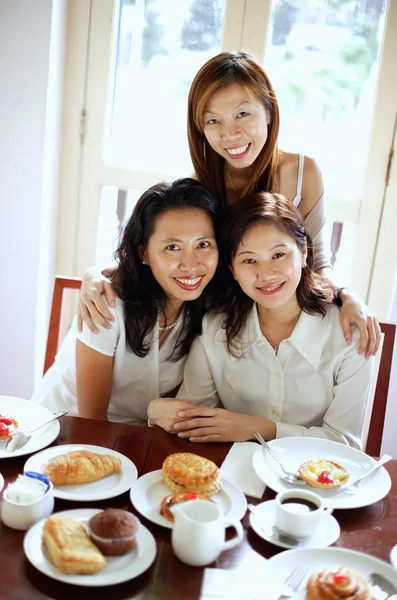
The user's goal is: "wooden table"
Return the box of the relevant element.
[0,416,396,600]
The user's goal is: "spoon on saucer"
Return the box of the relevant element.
[254,432,306,486]
[5,411,68,452]
[248,504,299,547]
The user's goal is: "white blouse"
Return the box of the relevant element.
[32,298,185,424]
[178,304,373,449]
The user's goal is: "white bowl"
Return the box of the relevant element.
[1,481,54,530]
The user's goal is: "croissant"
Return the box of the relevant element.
[306,566,371,600]
[43,450,121,485]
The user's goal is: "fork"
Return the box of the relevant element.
[280,566,307,597]
[342,454,392,495]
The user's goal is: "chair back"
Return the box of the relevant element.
[364,322,396,456]
[43,276,82,375]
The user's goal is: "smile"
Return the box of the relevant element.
[174,276,203,291]
[257,282,285,295]
[225,143,250,157]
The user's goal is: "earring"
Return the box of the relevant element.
[302,259,307,268]
[142,260,146,265]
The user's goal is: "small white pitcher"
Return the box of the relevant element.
[171,499,243,567]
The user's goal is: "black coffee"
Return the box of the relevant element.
[281,498,319,514]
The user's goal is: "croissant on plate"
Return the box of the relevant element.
[306,566,371,600]
[43,450,121,485]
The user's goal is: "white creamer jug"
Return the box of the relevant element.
[171,499,243,567]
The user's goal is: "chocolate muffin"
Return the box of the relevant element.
[88,508,139,556]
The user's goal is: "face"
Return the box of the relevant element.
[142,208,218,309]
[232,222,306,314]
[203,82,269,172]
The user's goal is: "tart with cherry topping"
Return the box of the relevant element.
[306,566,371,600]
[160,492,214,523]
[298,459,349,489]
[0,414,19,441]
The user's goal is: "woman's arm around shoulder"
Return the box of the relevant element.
[78,266,117,334]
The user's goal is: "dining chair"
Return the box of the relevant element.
[43,276,82,376]
[364,322,396,456]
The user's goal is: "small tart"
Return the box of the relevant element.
[306,566,371,600]
[298,459,349,489]
[0,415,19,441]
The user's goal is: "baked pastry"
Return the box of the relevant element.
[160,492,214,522]
[43,450,121,485]
[43,516,106,574]
[162,452,221,497]
[306,566,371,600]
[298,459,349,490]
[88,508,139,555]
[0,415,18,441]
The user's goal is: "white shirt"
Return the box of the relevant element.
[32,298,185,424]
[178,304,373,449]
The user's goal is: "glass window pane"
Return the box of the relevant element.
[265,0,387,200]
[105,0,226,176]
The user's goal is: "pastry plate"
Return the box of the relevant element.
[23,444,138,501]
[0,396,60,459]
[252,437,391,509]
[23,508,156,586]
[249,499,340,549]
[265,547,397,600]
[130,470,247,529]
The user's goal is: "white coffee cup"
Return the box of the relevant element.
[275,488,332,538]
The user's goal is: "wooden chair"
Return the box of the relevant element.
[43,276,82,375]
[364,322,396,456]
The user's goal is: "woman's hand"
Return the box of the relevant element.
[147,399,198,433]
[173,407,276,443]
[78,267,116,334]
[339,289,381,358]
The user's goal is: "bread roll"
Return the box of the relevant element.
[43,517,106,574]
[43,450,121,485]
[162,453,221,497]
[306,567,371,600]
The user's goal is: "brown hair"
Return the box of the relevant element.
[187,51,280,209]
[215,192,338,353]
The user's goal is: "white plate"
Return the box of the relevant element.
[252,437,391,509]
[23,444,138,501]
[23,508,156,586]
[249,499,340,549]
[265,547,397,599]
[0,396,60,459]
[129,470,247,529]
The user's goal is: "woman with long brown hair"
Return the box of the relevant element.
[168,192,372,448]
[79,51,379,357]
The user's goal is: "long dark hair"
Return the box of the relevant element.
[215,192,338,354]
[111,178,219,360]
[188,51,280,209]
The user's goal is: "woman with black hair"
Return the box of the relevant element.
[32,179,219,428]
[170,192,373,449]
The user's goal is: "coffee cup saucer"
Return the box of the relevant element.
[249,499,340,549]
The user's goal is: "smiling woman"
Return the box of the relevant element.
[31,179,220,428]
[172,191,373,449]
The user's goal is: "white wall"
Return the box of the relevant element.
[0,0,67,398]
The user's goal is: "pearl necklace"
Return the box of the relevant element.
[159,315,181,332]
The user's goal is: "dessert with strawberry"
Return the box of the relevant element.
[0,415,19,441]
[298,459,349,490]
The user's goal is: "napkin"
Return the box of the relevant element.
[220,442,265,498]
[200,565,285,600]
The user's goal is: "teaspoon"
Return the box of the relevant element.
[254,432,306,486]
[5,410,68,452]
